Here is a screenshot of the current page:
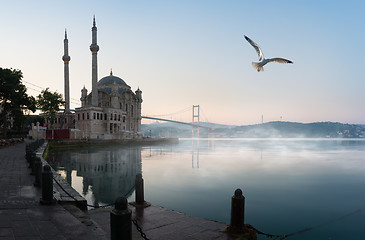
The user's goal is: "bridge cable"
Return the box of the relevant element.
[145,106,191,118]
[200,107,209,123]
[23,80,80,102]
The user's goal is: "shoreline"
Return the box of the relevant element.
[47,137,179,149]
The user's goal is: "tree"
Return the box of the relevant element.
[36,88,65,128]
[0,68,36,138]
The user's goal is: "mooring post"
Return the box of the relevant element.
[229,188,245,232]
[131,173,151,208]
[34,157,42,187]
[40,165,55,204]
[25,144,31,162]
[135,173,144,204]
[29,152,36,175]
[110,197,132,240]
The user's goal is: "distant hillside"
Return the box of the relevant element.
[228,121,365,138]
[142,121,365,138]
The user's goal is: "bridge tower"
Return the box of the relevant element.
[192,105,200,137]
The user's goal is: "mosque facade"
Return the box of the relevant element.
[51,17,143,140]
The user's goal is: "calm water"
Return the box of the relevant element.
[47,138,365,240]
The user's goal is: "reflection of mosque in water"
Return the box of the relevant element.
[48,146,142,206]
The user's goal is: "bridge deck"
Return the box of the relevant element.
[142,116,210,128]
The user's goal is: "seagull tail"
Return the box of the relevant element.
[252,62,263,72]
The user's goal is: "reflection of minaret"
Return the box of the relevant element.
[82,178,89,195]
[80,86,88,107]
[66,164,72,186]
[135,88,143,132]
[62,29,71,113]
[90,16,99,107]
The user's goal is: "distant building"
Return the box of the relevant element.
[50,17,142,140]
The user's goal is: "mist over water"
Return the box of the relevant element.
[48,138,365,240]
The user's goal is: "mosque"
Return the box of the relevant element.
[50,17,143,140]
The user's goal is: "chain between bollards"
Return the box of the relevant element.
[132,219,150,240]
[110,174,151,240]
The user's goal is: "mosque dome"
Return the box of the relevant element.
[97,70,127,86]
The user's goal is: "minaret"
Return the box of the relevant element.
[81,86,88,107]
[62,29,71,113]
[135,88,143,132]
[90,16,99,107]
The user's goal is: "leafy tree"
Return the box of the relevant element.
[0,68,36,138]
[36,88,65,128]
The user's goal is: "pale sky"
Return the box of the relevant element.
[1,0,364,125]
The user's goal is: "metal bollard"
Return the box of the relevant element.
[229,188,245,232]
[29,153,36,175]
[135,173,144,205]
[110,197,132,240]
[25,145,31,162]
[130,173,151,208]
[34,157,42,187]
[40,165,55,204]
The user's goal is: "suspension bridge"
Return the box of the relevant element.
[141,116,209,129]
[141,105,211,130]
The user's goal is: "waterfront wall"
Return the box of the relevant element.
[48,137,179,149]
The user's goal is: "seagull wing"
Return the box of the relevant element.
[267,58,293,64]
[244,35,264,62]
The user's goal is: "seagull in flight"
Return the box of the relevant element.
[244,35,293,72]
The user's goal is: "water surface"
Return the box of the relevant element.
[47,138,365,239]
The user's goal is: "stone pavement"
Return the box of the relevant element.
[89,204,235,240]
[0,141,107,240]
